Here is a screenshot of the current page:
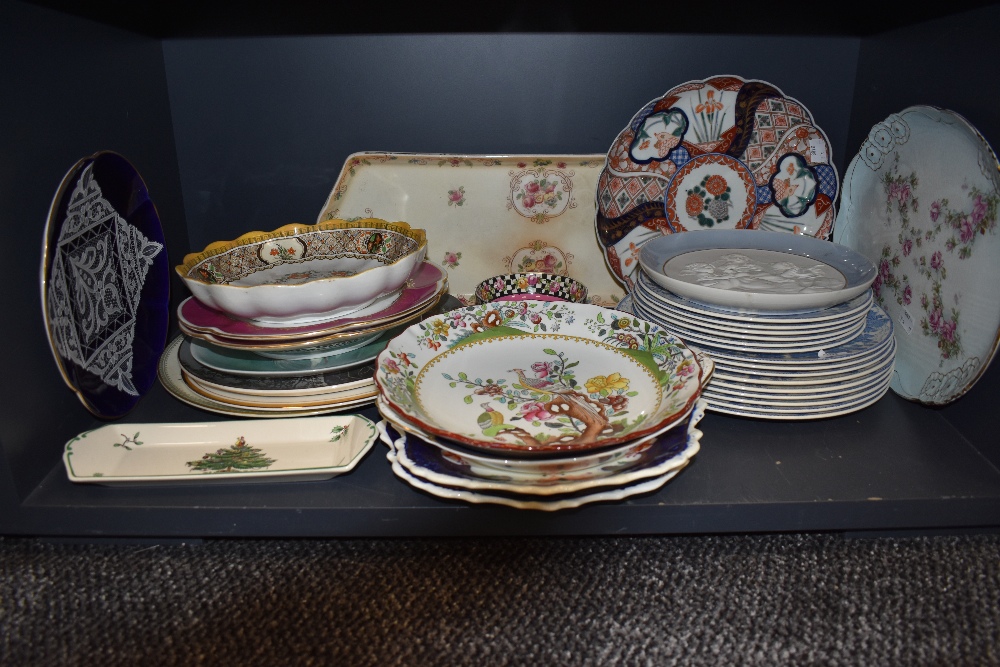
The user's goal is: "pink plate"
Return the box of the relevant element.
[179,260,448,341]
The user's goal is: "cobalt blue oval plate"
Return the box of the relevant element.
[41,151,170,419]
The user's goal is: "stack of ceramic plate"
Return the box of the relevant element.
[372,299,713,510]
[159,219,451,417]
[617,230,896,420]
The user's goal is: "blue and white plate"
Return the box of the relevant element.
[686,305,893,368]
[712,340,896,391]
[703,373,893,419]
[630,295,866,353]
[704,364,893,406]
[378,422,690,511]
[618,295,896,419]
[638,230,876,313]
[41,152,170,419]
[389,400,705,496]
[631,284,868,338]
[635,270,873,327]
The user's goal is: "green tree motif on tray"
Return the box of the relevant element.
[187,436,276,474]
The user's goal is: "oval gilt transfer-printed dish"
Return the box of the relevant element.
[596,75,839,290]
[375,300,705,457]
[834,106,1000,405]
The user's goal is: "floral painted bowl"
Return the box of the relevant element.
[375,300,706,457]
[376,350,710,476]
[176,218,427,322]
[475,273,588,305]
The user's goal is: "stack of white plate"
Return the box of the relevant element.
[373,300,713,510]
[617,230,896,420]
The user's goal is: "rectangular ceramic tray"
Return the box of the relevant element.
[316,152,625,307]
[62,414,377,485]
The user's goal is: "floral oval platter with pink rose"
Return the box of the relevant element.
[596,75,840,291]
[374,301,706,457]
[834,105,1000,405]
[316,153,624,308]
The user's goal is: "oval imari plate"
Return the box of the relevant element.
[596,74,839,290]
[374,300,705,457]
[834,106,1000,405]
[41,152,170,419]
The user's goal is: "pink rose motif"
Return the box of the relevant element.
[448,190,463,203]
[517,162,527,168]
[930,251,943,270]
[902,284,912,305]
[529,313,542,324]
[897,183,911,204]
[527,274,539,287]
[522,195,536,208]
[521,401,553,421]
[929,308,943,333]
[887,182,900,203]
[879,259,891,281]
[525,181,540,194]
[902,239,913,257]
[494,277,504,291]
[547,281,562,293]
[557,162,567,168]
[444,252,459,265]
[971,195,988,224]
[940,319,957,343]
[383,359,400,374]
[540,254,556,270]
[872,274,882,297]
[920,293,929,308]
[960,217,975,244]
[930,201,941,221]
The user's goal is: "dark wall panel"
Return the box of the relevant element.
[0,0,188,497]
[162,34,860,250]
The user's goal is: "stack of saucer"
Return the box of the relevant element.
[373,299,713,509]
[159,219,449,417]
[618,230,896,420]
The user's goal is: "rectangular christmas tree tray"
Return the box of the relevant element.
[62,414,377,485]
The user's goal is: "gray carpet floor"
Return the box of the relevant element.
[2,532,999,666]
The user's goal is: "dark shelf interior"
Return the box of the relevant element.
[20,0,1000,37]
[3,0,1000,538]
[12,367,1000,538]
